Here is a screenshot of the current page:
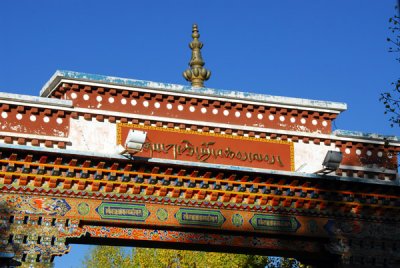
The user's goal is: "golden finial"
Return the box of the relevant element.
[183,24,211,87]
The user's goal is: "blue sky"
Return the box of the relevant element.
[0,0,399,267]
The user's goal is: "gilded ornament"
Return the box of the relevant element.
[183,24,211,87]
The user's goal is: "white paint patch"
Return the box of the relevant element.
[345,148,351,154]
[279,115,285,122]
[16,114,22,120]
[257,114,263,120]
[356,149,362,155]
[43,116,50,123]
[71,92,77,99]
[167,103,173,110]
[121,98,127,105]
[246,112,252,118]
[223,110,229,116]
[312,119,318,125]
[143,100,149,107]
[201,107,207,114]
[52,129,66,137]
[290,117,296,123]
[235,111,240,118]
[212,108,218,115]
[69,117,117,154]
[189,106,195,112]
[300,118,306,124]
[294,142,335,173]
[108,97,115,103]
[56,118,63,124]
[83,94,90,101]
[322,121,328,127]
[30,115,36,122]
[154,102,160,109]
[131,99,137,106]
[268,114,274,121]
[1,112,7,119]
[96,96,102,102]
[178,105,184,111]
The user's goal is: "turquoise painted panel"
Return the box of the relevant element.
[96,202,150,221]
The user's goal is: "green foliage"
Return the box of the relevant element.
[82,246,132,268]
[380,5,400,127]
[82,246,298,268]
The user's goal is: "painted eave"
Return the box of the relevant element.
[1,143,398,187]
[334,129,400,143]
[0,92,72,108]
[40,70,347,113]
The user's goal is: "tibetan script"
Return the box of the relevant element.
[117,124,294,171]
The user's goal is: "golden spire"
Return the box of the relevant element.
[183,24,211,87]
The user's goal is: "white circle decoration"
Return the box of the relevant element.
[30,115,36,122]
[212,108,218,115]
[290,117,296,123]
[366,150,372,156]
[268,114,274,121]
[257,114,263,120]
[143,100,149,107]
[131,99,137,106]
[167,103,173,110]
[121,98,127,105]
[16,114,23,120]
[56,118,63,124]
[246,112,252,118]
[223,110,229,116]
[154,102,160,109]
[322,121,328,127]
[71,92,77,99]
[235,111,241,118]
[108,97,115,103]
[300,118,306,124]
[279,115,285,122]
[43,116,50,123]
[201,107,207,114]
[189,106,195,112]
[345,148,351,154]
[377,151,383,157]
[312,119,318,125]
[83,94,90,101]
[1,112,7,119]
[178,105,184,111]
[96,96,102,102]
[356,149,362,155]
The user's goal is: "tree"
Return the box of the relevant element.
[81,246,305,268]
[380,5,400,127]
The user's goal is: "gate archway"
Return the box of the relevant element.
[0,29,399,267]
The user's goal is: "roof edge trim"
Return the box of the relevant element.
[40,70,347,113]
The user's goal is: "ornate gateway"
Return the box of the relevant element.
[0,25,399,267]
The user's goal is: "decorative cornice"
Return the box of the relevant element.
[39,72,347,113]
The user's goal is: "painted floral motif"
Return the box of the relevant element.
[81,225,320,252]
[2,195,71,216]
[156,208,168,221]
[77,203,90,216]
[232,214,244,227]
